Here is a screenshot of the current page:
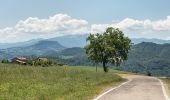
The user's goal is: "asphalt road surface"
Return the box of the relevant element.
[97,77,166,100]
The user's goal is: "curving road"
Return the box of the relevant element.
[96,77,167,100]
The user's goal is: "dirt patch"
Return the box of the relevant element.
[118,73,145,79]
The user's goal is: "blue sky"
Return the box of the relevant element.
[0,0,170,43]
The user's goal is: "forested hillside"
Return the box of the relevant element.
[1,41,170,76]
[121,42,170,76]
[0,41,65,59]
[47,42,170,76]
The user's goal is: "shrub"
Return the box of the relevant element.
[1,59,9,63]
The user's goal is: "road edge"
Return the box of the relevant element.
[93,79,132,100]
[158,78,170,100]
[156,78,170,100]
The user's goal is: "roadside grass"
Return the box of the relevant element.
[0,63,125,100]
[161,78,170,97]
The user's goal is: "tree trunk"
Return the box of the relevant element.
[103,61,108,72]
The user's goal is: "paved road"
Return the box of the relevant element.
[97,77,166,100]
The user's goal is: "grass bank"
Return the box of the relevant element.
[0,63,125,100]
[161,78,170,98]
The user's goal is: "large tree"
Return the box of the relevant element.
[85,27,131,72]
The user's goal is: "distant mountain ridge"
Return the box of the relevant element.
[43,42,170,76]
[132,38,170,44]
[0,40,65,59]
[0,38,43,49]
[29,40,65,51]
[0,39,170,76]
[121,42,170,76]
[1,34,170,49]
[47,34,88,48]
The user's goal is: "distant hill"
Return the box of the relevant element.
[48,36,170,47]
[44,47,84,58]
[44,47,92,66]
[1,34,170,49]
[131,38,170,44]
[1,40,170,76]
[0,40,65,59]
[57,47,84,56]
[0,34,88,49]
[43,42,170,76]
[121,42,170,76]
[47,34,88,48]
[0,39,43,49]
[44,47,85,60]
[29,40,65,51]
[48,35,170,47]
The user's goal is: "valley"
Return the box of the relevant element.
[1,39,170,76]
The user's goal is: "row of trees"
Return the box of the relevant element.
[1,58,64,67]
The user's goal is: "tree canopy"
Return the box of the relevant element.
[85,27,131,72]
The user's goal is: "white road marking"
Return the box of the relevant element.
[158,78,170,100]
[94,79,132,100]
[94,77,170,100]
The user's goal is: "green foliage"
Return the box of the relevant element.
[85,27,131,72]
[146,71,152,76]
[0,63,125,100]
[1,59,9,63]
[121,42,170,76]
[25,57,64,67]
[33,60,52,67]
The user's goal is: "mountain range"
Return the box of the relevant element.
[132,38,170,44]
[0,40,65,59]
[0,39,43,49]
[1,34,170,49]
[121,42,170,76]
[0,35,170,76]
[40,42,170,76]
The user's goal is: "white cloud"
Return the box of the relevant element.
[91,16,170,40]
[1,14,170,43]
[165,37,170,40]
[91,16,170,33]
[0,14,90,43]
[14,14,89,34]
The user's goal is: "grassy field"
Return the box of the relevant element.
[0,63,125,100]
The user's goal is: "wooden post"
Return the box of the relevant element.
[96,64,97,72]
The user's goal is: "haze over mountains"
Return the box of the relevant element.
[0,35,170,76]
[1,34,170,49]
[132,38,170,44]
[0,39,43,49]
[0,40,65,59]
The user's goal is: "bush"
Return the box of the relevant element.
[33,60,64,67]
[146,71,152,76]
[33,60,50,67]
[1,59,9,63]
[24,57,65,67]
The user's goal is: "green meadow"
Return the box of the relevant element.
[0,63,125,100]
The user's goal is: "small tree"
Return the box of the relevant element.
[85,27,131,72]
[1,59,9,63]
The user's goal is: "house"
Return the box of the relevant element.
[12,57,27,65]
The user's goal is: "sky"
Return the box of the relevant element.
[0,0,170,43]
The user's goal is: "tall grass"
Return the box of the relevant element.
[0,63,125,100]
